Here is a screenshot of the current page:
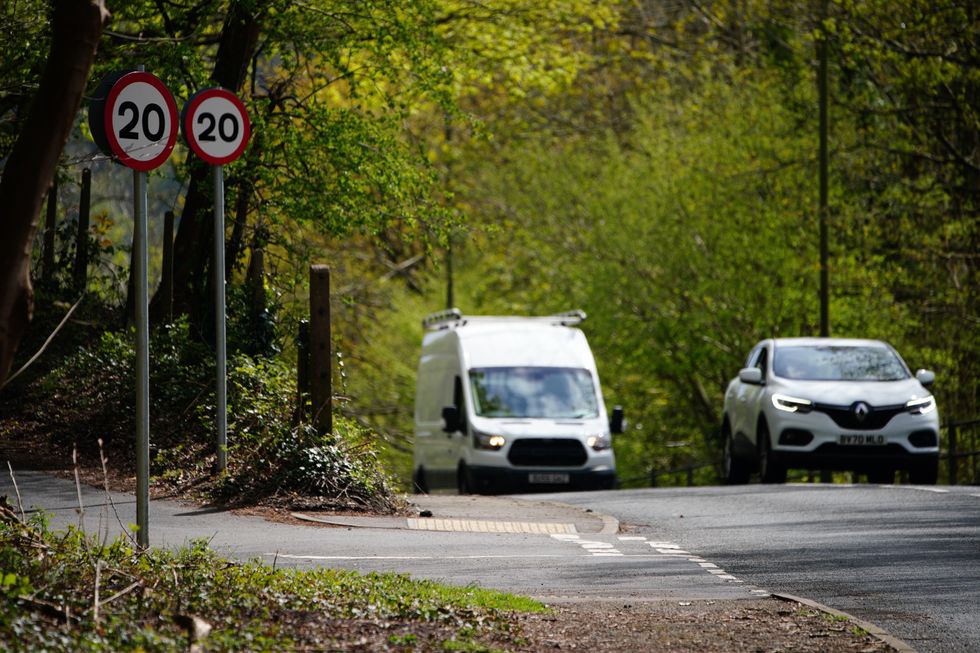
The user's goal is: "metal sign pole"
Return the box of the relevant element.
[181,87,249,475]
[214,164,227,472]
[90,64,179,550]
[134,167,150,548]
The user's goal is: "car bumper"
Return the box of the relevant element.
[466,465,616,493]
[768,408,939,472]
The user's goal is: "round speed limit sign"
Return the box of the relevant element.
[102,71,179,171]
[182,88,251,165]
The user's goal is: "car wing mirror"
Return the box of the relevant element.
[609,405,625,435]
[441,405,460,433]
[738,367,763,385]
[915,369,935,387]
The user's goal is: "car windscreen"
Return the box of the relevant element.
[468,367,599,419]
[773,345,909,381]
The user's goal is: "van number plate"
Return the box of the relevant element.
[839,434,885,446]
[529,473,570,484]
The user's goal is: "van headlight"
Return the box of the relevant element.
[587,434,612,451]
[772,393,813,413]
[474,433,506,450]
[906,396,936,415]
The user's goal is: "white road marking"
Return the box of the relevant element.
[547,535,752,586]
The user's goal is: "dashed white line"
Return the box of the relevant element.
[549,535,752,586]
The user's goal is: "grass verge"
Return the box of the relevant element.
[0,501,545,652]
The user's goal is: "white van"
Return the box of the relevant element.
[412,309,622,494]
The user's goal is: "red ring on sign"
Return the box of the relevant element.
[103,71,179,172]
[183,88,251,166]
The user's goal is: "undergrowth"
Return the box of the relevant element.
[25,317,401,513]
[0,501,543,652]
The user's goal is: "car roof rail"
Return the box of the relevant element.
[421,308,587,331]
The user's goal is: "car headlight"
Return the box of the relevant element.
[906,396,936,415]
[772,393,813,413]
[474,433,506,450]
[587,434,612,451]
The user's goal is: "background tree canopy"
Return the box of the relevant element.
[2,0,977,487]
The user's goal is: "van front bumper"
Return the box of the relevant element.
[466,465,616,494]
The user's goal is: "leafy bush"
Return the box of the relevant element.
[215,355,402,512]
[29,318,401,512]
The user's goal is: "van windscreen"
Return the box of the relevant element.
[468,367,599,419]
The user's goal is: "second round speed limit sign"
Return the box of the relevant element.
[182,88,251,165]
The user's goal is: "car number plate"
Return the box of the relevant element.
[839,434,885,446]
[529,473,570,484]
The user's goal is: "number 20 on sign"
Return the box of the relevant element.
[89,70,179,171]
[182,88,251,166]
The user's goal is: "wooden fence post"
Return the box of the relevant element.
[73,168,91,291]
[948,423,958,485]
[42,178,57,285]
[161,210,174,322]
[310,265,332,435]
[296,320,310,421]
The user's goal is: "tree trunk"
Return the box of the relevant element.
[152,1,261,324]
[0,0,107,387]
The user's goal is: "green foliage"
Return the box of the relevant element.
[11,0,980,492]
[0,0,50,155]
[214,355,402,511]
[0,510,542,652]
[33,317,402,511]
[443,68,824,483]
[353,0,979,488]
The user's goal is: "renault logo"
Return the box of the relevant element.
[852,401,871,422]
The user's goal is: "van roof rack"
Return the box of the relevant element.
[422,308,463,330]
[422,308,587,331]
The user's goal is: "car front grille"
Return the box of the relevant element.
[812,442,910,457]
[507,438,588,467]
[813,403,906,430]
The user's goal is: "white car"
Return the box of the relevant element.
[721,338,940,484]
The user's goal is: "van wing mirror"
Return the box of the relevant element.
[441,405,461,433]
[609,406,625,435]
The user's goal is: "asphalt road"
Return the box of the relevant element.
[542,484,980,653]
[4,471,977,651]
[0,471,762,603]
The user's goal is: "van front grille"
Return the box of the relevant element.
[507,438,587,467]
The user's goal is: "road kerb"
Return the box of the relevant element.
[772,592,917,653]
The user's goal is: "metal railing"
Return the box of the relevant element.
[648,461,716,487]
[621,418,980,488]
[944,418,980,485]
